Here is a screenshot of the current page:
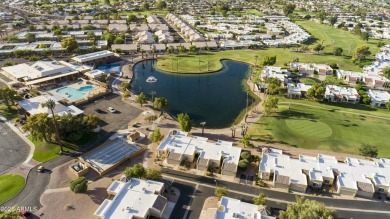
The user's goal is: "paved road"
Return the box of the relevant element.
[1,155,74,209]
[162,169,390,219]
[2,93,142,209]
[0,120,29,175]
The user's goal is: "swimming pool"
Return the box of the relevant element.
[56,85,96,100]
[96,64,121,74]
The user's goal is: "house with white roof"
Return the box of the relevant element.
[368,89,390,107]
[287,83,312,98]
[290,62,315,77]
[261,66,290,84]
[94,178,167,219]
[336,69,389,87]
[325,85,360,104]
[259,148,390,199]
[157,130,241,176]
[259,148,307,193]
[18,95,83,117]
[202,196,275,219]
[136,31,155,44]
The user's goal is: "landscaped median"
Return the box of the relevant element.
[0,174,25,204]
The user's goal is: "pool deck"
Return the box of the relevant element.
[41,81,100,103]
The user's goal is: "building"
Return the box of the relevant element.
[18,95,83,116]
[261,66,290,84]
[287,83,312,98]
[94,178,167,219]
[157,130,241,176]
[80,138,145,175]
[259,148,390,199]
[324,85,360,104]
[368,89,390,107]
[1,60,80,82]
[71,50,117,65]
[202,196,275,219]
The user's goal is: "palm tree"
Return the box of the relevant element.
[46,99,64,154]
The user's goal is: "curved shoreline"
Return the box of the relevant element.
[155,57,256,75]
[130,58,261,128]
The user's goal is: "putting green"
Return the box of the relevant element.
[285,119,333,139]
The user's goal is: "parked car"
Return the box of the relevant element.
[107,107,116,113]
[20,210,33,219]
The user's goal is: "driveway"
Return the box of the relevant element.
[0,120,30,175]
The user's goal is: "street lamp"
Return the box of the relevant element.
[200,121,206,136]
[150,91,156,102]
[245,89,249,122]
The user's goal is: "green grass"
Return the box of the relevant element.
[30,137,63,162]
[0,104,19,120]
[0,174,25,204]
[295,19,389,57]
[157,47,368,73]
[249,102,390,156]
[30,133,97,162]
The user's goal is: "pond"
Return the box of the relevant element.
[131,59,255,128]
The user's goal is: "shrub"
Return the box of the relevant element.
[238,159,249,170]
[122,90,131,98]
[70,177,88,193]
[240,151,251,160]
[144,115,157,122]
[73,181,88,193]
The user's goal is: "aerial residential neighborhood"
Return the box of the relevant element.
[1,0,390,219]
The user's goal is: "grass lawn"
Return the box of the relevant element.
[295,19,389,56]
[249,103,390,157]
[157,48,366,73]
[0,174,25,204]
[0,104,19,120]
[30,133,97,162]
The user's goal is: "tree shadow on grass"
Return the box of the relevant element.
[301,37,318,45]
[272,109,317,120]
[319,102,378,112]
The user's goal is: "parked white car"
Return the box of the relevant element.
[107,107,116,113]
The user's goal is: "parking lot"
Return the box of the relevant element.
[78,93,142,147]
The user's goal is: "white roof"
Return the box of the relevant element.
[216,196,274,219]
[85,69,105,79]
[2,60,75,80]
[95,179,165,219]
[261,148,390,191]
[72,50,115,63]
[18,95,83,116]
[158,131,241,165]
[368,89,390,103]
